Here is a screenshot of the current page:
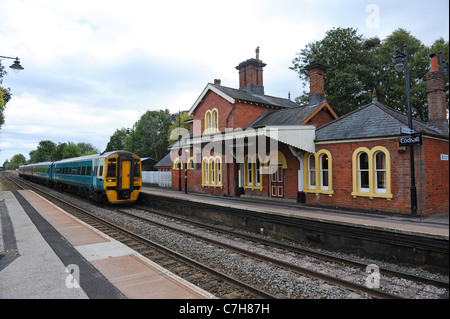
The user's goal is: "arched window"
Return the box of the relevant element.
[187,157,194,170]
[173,158,183,170]
[308,154,316,190]
[303,150,333,196]
[211,158,215,184]
[358,152,370,192]
[320,153,329,190]
[213,110,218,132]
[352,147,392,199]
[202,156,222,187]
[255,157,261,186]
[244,154,263,190]
[205,108,219,134]
[246,158,253,186]
[202,158,209,185]
[216,156,222,186]
[374,151,386,193]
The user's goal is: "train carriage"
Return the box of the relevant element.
[19,150,142,204]
[19,162,52,185]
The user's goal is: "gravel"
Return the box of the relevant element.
[41,187,449,299]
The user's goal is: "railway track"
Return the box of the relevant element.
[5,173,274,299]
[133,205,450,289]
[115,205,448,299]
[5,172,448,299]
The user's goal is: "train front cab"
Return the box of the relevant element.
[103,152,142,203]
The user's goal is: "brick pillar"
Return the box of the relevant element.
[305,61,328,105]
[426,54,448,134]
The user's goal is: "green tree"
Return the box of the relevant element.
[6,154,26,170]
[1,65,10,130]
[168,111,192,144]
[290,27,380,115]
[77,142,99,155]
[29,140,57,163]
[129,109,173,160]
[62,142,81,159]
[291,27,449,120]
[372,29,430,120]
[104,128,128,152]
[52,142,68,161]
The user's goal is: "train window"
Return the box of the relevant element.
[106,162,116,177]
[77,167,81,175]
[134,161,141,177]
[72,167,77,175]
[87,166,92,176]
[81,166,86,175]
[98,166,104,178]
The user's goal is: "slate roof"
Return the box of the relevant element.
[154,153,172,167]
[248,103,324,128]
[210,84,299,109]
[315,101,448,141]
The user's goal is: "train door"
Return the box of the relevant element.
[93,159,98,189]
[96,158,105,189]
[120,159,131,190]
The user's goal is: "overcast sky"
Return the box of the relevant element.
[1,0,448,164]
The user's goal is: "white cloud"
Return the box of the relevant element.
[1,0,448,164]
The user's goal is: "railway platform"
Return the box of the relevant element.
[0,190,215,299]
[140,187,449,241]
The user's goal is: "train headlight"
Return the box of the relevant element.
[106,178,116,183]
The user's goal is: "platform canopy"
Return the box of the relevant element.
[178,125,316,154]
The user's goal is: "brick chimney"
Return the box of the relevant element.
[236,47,266,95]
[426,53,449,134]
[305,61,327,105]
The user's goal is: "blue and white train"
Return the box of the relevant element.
[19,151,142,204]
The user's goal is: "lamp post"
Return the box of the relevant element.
[185,148,189,194]
[393,44,417,217]
[0,56,24,73]
[126,124,135,153]
[170,111,182,191]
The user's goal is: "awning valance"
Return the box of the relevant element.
[174,125,316,154]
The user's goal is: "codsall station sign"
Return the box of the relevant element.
[398,134,422,146]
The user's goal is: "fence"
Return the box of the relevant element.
[142,171,171,188]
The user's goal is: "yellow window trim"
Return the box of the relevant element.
[172,158,184,169]
[351,146,393,200]
[243,154,263,191]
[201,155,223,187]
[263,150,288,169]
[204,108,219,134]
[186,156,194,170]
[303,150,334,196]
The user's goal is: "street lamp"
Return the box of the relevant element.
[0,56,24,73]
[185,148,189,194]
[126,125,135,153]
[171,111,182,191]
[393,44,417,217]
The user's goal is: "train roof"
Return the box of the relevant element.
[18,151,139,168]
[55,150,139,164]
[19,161,53,168]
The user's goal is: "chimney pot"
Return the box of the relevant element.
[430,53,439,72]
[426,54,449,134]
[305,61,328,105]
[236,49,266,95]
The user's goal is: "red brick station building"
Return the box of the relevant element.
[164,49,449,216]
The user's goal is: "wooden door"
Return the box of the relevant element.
[270,165,284,198]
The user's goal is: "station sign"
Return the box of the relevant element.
[398,134,422,146]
